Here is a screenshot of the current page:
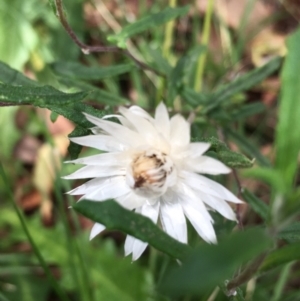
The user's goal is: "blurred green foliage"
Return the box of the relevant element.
[0,0,300,300]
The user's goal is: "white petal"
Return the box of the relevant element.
[103,114,135,131]
[124,235,148,261]
[125,202,160,260]
[187,156,231,175]
[160,197,187,243]
[124,235,135,256]
[80,176,130,201]
[129,105,153,121]
[181,171,242,203]
[198,192,237,221]
[182,200,217,243]
[65,152,130,166]
[83,113,144,148]
[62,165,125,179]
[131,239,149,261]
[170,115,190,151]
[89,223,106,240]
[119,107,170,153]
[138,200,160,222]
[154,102,170,139]
[116,192,146,210]
[181,142,211,158]
[178,185,216,243]
[70,135,126,152]
[67,177,108,195]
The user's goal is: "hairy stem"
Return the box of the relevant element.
[226,252,268,295]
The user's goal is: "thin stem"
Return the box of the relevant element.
[162,0,177,59]
[232,169,244,229]
[194,0,215,92]
[54,0,163,76]
[271,262,293,301]
[156,0,177,106]
[0,163,70,301]
[226,252,268,295]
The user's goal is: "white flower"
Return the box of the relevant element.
[64,103,242,260]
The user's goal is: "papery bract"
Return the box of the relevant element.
[64,103,242,260]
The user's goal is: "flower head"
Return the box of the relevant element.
[64,103,242,260]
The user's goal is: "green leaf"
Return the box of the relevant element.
[168,46,205,103]
[0,1,38,70]
[51,62,134,80]
[49,102,106,129]
[204,57,282,113]
[181,87,210,106]
[278,222,300,243]
[275,28,300,190]
[67,127,90,160]
[108,6,190,48]
[59,77,129,105]
[242,189,268,221]
[50,111,59,122]
[226,127,271,167]
[0,83,108,129]
[73,200,191,259]
[0,61,38,86]
[160,228,271,296]
[140,45,172,75]
[0,83,89,106]
[167,55,188,103]
[229,102,266,121]
[260,242,300,272]
[0,107,20,159]
[199,136,253,168]
[243,167,285,193]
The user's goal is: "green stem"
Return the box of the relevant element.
[271,262,293,301]
[226,252,268,294]
[156,0,177,107]
[63,181,96,301]
[194,0,215,92]
[53,180,92,301]
[0,163,70,301]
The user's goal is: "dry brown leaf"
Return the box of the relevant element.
[250,28,286,67]
[33,135,69,201]
[14,135,41,163]
[19,190,41,212]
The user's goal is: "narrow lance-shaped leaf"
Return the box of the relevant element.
[229,102,266,121]
[242,189,268,221]
[275,28,300,190]
[51,62,134,80]
[73,200,191,260]
[108,6,190,48]
[195,136,253,168]
[226,127,271,167]
[168,46,205,104]
[0,61,39,86]
[0,83,107,129]
[278,222,300,243]
[259,242,300,273]
[0,83,88,106]
[203,57,281,112]
[59,77,129,105]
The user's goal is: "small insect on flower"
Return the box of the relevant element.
[63,103,242,260]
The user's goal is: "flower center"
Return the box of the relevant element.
[129,149,176,198]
